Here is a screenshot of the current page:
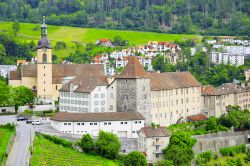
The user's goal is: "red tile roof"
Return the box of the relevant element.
[187,114,208,121]
[99,38,110,42]
[117,56,147,79]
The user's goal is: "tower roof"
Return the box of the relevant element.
[37,16,51,49]
[117,56,147,79]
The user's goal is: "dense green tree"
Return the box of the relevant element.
[163,132,196,166]
[155,160,174,166]
[95,131,121,159]
[11,86,35,108]
[0,0,250,35]
[79,134,94,153]
[0,80,10,106]
[12,21,20,36]
[123,151,147,166]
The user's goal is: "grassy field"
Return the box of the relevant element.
[0,22,199,58]
[30,135,118,166]
[0,127,13,163]
[207,153,249,166]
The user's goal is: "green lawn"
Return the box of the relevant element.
[31,135,118,166]
[0,127,13,163]
[0,22,199,58]
[207,153,249,166]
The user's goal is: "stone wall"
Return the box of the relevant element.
[192,130,250,154]
[0,107,15,113]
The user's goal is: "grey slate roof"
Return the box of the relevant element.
[51,111,145,122]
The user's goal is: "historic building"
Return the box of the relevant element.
[59,75,109,113]
[107,56,202,126]
[201,83,250,118]
[8,17,104,101]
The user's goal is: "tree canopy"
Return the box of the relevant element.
[0,0,250,35]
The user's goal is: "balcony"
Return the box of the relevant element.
[153,150,163,154]
[153,141,163,146]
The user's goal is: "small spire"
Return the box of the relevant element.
[43,16,46,24]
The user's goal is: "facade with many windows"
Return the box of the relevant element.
[148,72,202,126]
[50,112,145,138]
[59,76,108,113]
[201,83,250,118]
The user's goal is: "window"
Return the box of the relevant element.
[68,123,71,125]
[135,121,137,124]
[104,122,107,125]
[94,94,98,98]
[124,105,128,111]
[110,105,113,110]
[125,122,127,124]
[81,123,84,125]
[56,85,58,90]
[94,101,99,105]
[124,94,128,100]
[132,131,136,133]
[98,87,101,91]
[120,122,123,124]
[94,108,99,112]
[144,94,147,99]
[77,123,80,125]
[64,123,67,125]
[101,93,105,98]
[94,123,97,125]
[101,100,105,105]
[101,107,105,112]
[90,123,93,125]
[42,53,47,63]
[108,122,111,125]
[139,121,141,123]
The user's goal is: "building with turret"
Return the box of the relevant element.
[8,17,104,101]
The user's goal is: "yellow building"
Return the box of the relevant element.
[9,17,104,101]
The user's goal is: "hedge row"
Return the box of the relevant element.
[196,151,212,165]
[220,144,246,157]
[41,134,73,148]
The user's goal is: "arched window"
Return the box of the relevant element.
[42,53,47,63]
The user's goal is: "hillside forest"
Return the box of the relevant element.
[0,0,250,36]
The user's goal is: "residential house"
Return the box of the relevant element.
[138,126,171,164]
[96,39,114,47]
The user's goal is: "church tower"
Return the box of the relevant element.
[36,16,53,99]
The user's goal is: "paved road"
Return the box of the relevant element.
[6,121,35,166]
[0,115,16,125]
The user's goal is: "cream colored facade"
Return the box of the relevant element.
[138,128,170,164]
[151,87,201,126]
[201,83,250,118]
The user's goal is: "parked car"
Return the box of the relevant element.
[26,120,32,124]
[32,120,43,125]
[17,117,28,121]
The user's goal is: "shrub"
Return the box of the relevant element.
[213,151,218,160]
[196,151,212,165]
[227,158,242,166]
[155,160,174,166]
[220,144,246,156]
[95,131,121,159]
[42,134,72,148]
[123,151,147,166]
[79,134,94,153]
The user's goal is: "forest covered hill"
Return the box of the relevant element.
[0,0,249,36]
